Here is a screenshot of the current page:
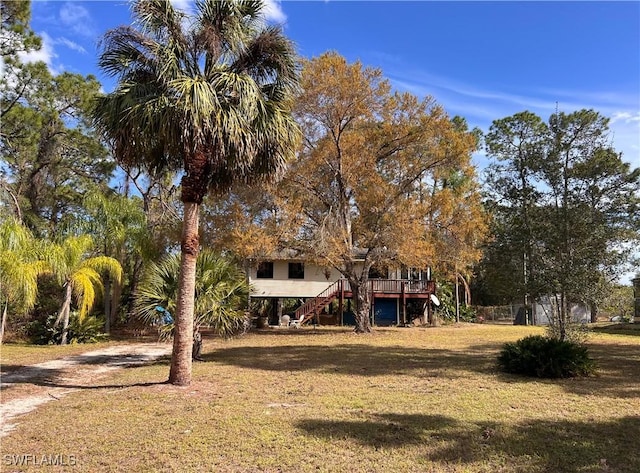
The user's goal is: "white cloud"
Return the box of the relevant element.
[170,0,193,14]
[387,65,640,170]
[608,120,640,169]
[56,37,87,54]
[59,2,95,37]
[534,87,638,109]
[166,0,285,24]
[611,111,640,125]
[18,32,59,73]
[263,0,287,23]
[389,78,500,122]
[390,68,611,117]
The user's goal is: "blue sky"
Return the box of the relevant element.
[25,0,640,170]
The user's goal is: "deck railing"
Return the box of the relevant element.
[293,278,435,322]
[293,279,345,320]
[369,279,435,294]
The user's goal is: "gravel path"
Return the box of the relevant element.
[0,343,172,438]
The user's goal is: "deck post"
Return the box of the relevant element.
[370,280,375,326]
[339,279,344,326]
[275,298,283,326]
[401,282,407,325]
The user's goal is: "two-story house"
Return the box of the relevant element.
[247,252,436,327]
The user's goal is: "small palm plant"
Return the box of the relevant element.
[48,235,123,344]
[135,250,250,347]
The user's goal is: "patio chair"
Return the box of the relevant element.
[290,313,305,328]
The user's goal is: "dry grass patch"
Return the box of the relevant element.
[1,340,130,370]
[2,324,639,472]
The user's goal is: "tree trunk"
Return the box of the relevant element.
[455,273,460,323]
[459,273,471,305]
[168,201,199,386]
[426,300,432,326]
[104,275,111,333]
[110,277,122,328]
[590,302,598,324]
[57,283,73,345]
[1,302,8,344]
[126,257,144,321]
[559,291,567,342]
[350,279,371,333]
[192,329,203,361]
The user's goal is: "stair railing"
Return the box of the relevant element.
[294,279,346,320]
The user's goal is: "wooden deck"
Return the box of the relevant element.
[294,279,436,322]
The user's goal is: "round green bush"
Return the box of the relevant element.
[497,335,596,378]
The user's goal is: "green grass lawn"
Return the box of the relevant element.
[2,324,639,472]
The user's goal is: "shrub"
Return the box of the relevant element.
[433,282,478,322]
[29,312,108,345]
[459,304,477,322]
[497,335,596,378]
[545,315,591,345]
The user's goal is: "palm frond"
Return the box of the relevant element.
[17,260,51,311]
[134,249,249,338]
[94,0,300,194]
[97,26,158,79]
[196,0,261,59]
[135,257,180,326]
[231,25,299,92]
[133,0,188,50]
[0,218,33,252]
[83,256,123,285]
[0,220,51,315]
[70,266,103,320]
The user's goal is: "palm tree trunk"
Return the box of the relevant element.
[58,283,73,345]
[168,201,199,385]
[104,275,111,333]
[126,257,144,320]
[1,301,8,344]
[111,278,121,328]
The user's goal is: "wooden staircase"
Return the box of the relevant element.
[293,279,348,325]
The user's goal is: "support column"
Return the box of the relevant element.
[371,296,375,327]
[339,279,344,326]
[401,282,407,325]
[276,298,283,326]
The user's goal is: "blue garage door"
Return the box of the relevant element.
[374,298,397,326]
[342,309,356,326]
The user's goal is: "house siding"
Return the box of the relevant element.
[249,261,355,298]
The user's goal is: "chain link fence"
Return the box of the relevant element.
[472,305,516,323]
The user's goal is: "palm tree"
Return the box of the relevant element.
[0,219,50,343]
[93,0,300,385]
[81,190,151,332]
[49,235,122,345]
[135,249,249,351]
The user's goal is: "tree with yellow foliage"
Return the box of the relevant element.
[283,53,487,332]
[204,53,488,332]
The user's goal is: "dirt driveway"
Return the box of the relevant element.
[0,343,171,438]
